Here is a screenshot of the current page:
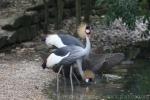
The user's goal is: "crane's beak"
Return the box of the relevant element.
[41,34,47,42]
[42,60,47,69]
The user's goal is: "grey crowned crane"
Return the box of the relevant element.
[43,23,92,76]
[42,23,92,92]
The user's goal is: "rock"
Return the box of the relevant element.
[103,53,125,69]
[85,53,106,72]
[0,24,39,49]
[8,25,39,43]
[0,1,10,9]
[0,36,8,48]
[121,60,134,65]
[0,53,5,57]
[111,68,128,73]
[126,47,140,60]
[0,9,40,49]
[21,42,36,48]
[15,11,40,28]
[1,11,39,31]
[0,15,16,27]
[0,29,14,48]
[102,74,122,81]
[87,53,125,73]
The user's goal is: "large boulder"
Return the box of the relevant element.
[85,53,125,73]
[1,11,40,30]
[0,11,40,49]
[8,25,39,44]
[0,36,8,48]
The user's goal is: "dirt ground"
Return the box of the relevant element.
[0,42,56,100]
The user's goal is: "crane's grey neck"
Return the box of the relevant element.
[84,36,91,56]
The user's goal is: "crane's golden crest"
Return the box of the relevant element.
[84,69,95,79]
[77,23,87,39]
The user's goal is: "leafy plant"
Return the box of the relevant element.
[96,0,139,29]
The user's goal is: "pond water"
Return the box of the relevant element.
[44,59,150,100]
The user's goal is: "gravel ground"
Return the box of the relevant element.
[0,44,56,100]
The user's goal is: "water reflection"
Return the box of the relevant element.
[44,76,124,100]
[44,59,150,100]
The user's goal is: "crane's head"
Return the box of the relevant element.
[83,69,95,83]
[77,23,92,39]
[42,60,47,69]
[42,52,70,69]
[41,53,58,69]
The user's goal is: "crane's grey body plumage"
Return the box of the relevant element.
[58,33,84,48]
[45,33,84,48]
[54,45,85,65]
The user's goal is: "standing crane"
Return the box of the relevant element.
[42,23,92,92]
[43,23,92,77]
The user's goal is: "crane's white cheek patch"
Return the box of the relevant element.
[85,78,89,83]
[46,53,70,68]
[85,29,90,34]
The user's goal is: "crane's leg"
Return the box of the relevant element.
[76,59,84,80]
[70,65,74,92]
[72,64,80,85]
[62,67,66,86]
[57,65,63,93]
[72,72,80,85]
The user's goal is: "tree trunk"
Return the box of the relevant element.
[43,0,49,34]
[84,0,91,23]
[55,0,64,29]
[76,0,81,25]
